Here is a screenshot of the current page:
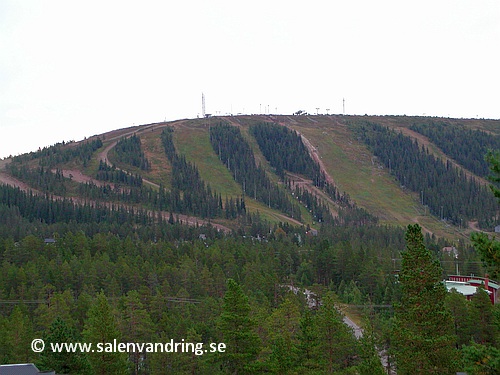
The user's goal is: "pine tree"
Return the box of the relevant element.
[296,308,318,373]
[461,342,500,375]
[120,290,154,374]
[356,320,386,375]
[217,278,261,374]
[470,287,497,345]
[392,224,458,374]
[311,292,358,373]
[266,296,301,374]
[445,288,473,348]
[83,291,128,375]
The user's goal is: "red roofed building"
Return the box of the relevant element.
[447,275,499,304]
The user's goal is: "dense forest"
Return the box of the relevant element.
[5,129,247,221]
[11,138,103,168]
[96,161,143,187]
[209,123,302,221]
[410,121,500,178]
[250,122,326,186]
[354,121,499,229]
[0,183,497,374]
[250,122,377,227]
[160,127,244,219]
[2,115,500,374]
[113,135,151,171]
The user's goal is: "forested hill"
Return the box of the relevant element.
[1,114,499,239]
[2,114,500,373]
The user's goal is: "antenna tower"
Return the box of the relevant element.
[343,98,345,115]
[202,93,206,118]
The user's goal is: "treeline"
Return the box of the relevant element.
[0,184,226,242]
[96,161,143,187]
[293,187,376,227]
[410,121,500,178]
[8,165,67,196]
[251,122,377,226]
[6,129,244,220]
[0,229,382,373]
[0,175,491,373]
[7,162,242,221]
[250,122,326,185]
[209,123,302,220]
[0,183,150,227]
[0,223,484,373]
[113,134,151,171]
[355,121,499,229]
[160,127,245,219]
[11,138,103,168]
[0,222,405,373]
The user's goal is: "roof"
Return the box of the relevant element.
[0,364,55,375]
[468,278,500,290]
[444,281,491,297]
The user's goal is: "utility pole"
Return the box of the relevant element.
[343,98,345,115]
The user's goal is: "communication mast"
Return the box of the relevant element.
[202,93,206,118]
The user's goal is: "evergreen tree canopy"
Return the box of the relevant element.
[393,224,457,375]
[218,278,261,374]
[83,291,128,375]
[472,150,500,278]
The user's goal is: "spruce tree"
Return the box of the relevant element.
[218,278,261,374]
[392,224,457,374]
[266,296,301,374]
[311,292,359,373]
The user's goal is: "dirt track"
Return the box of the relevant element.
[270,118,342,219]
[0,124,232,234]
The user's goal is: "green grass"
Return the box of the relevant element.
[40,114,497,238]
[138,127,172,188]
[173,123,242,197]
[173,118,315,226]
[281,117,447,233]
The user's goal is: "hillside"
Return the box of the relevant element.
[1,114,499,240]
[2,114,500,373]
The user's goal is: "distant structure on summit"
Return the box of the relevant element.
[202,93,206,118]
[201,93,211,118]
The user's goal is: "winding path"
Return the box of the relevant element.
[0,123,232,234]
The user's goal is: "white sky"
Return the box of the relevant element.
[1,0,499,158]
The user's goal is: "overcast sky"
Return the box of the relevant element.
[1,0,499,158]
